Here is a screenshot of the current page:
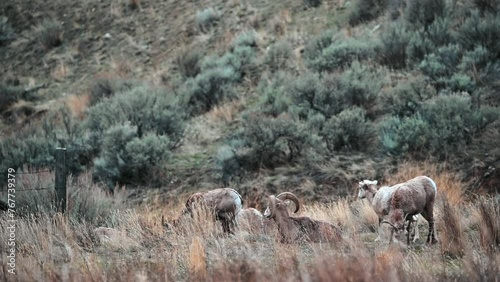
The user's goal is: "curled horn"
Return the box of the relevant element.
[277,192,300,213]
[381,220,398,230]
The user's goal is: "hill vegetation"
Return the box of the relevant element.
[1,0,500,280]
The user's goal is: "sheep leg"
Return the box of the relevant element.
[375,218,383,242]
[406,219,412,246]
[412,216,420,243]
[421,210,438,245]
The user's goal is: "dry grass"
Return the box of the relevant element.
[65,94,89,119]
[207,98,246,124]
[1,171,499,281]
[51,60,70,81]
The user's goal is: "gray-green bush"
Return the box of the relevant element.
[404,0,447,29]
[36,20,63,49]
[221,112,324,171]
[0,16,14,46]
[321,107,375,152]
[264,41,294,73]
[305,36,373,72]
[196,8,219,33]
[380,94,499,159]
[86,85,185,144]
[93,124,171,188]
[378,77,436,117]
[181,34,259,115]
[376,23,412,69]
[349,0,388,26]
[176,49,203,79]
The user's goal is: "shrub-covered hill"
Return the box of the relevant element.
[1,0,500,203]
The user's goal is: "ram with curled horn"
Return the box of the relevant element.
[164,188,243,234]
[264,192,343,243]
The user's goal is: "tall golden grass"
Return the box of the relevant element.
[1,168,498,281]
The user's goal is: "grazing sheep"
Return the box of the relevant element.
[358,180,420,243]
[377,176,438,245]
[168,188,244,234]
[264,192,342,243]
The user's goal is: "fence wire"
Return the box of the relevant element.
[0,187,53,192]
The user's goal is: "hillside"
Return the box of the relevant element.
[1,0,500,280]
[2,0,500,203]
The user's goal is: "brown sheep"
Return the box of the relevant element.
[264,192,342,243]
[358,180,420,244]
[380,176,438,245]
[166,188,243,234]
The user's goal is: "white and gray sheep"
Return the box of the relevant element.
[360,176,438,245]
[358,180,420,243]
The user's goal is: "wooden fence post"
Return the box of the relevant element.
[55,147,67,213]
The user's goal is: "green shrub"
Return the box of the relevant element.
[419,44,462,87]
[405,31,436,66]
[303,30,335,62]
[473,0,500,15]
[380,94,499,158]
[459,46,493,71]
[458,11,500,58]
[88,78,141,106]
[349,0,388,26]
[387,0,405,20]
[0,85,23,112]
[176,49,203,79]
[304,0,322,8]
[231,31,258,50]
[264,41,294,73]
[404,0,447,29]
[86,86,185,144]
[447,73,476,93]
[321,107,375,151]
[36,20,63,49]
[426,17,453,47]
[376,23,412,69]
[223,113,324,170]
[378,77,436,117]
[305,36,373,72]
[180,67,238,115]
[257,72,292,116]
[0,16,14,46]
[338,62,387,116]
[181,37,258,115]
[93,124,171,188]
[380,115,433,158]
[288,72,328,118]
[196,8,219,33]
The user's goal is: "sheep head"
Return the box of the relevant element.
[358,180,378,200]
[381,209,406,232]
[264,192,300,219]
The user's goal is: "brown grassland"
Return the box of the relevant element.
[1,0,500,280]
[0,166,499,281]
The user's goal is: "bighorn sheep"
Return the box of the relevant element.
[236,208,273,234]
[264,192,342,243]
[360,176,438,245]
[358,180,420,243]
[167,188,243,234]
